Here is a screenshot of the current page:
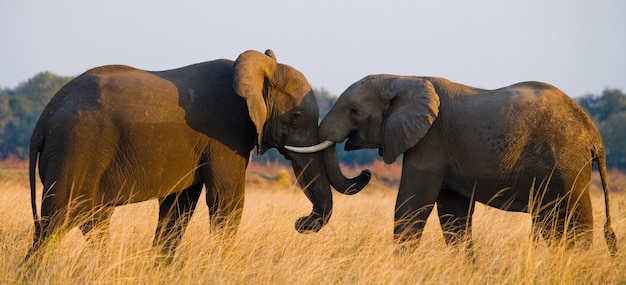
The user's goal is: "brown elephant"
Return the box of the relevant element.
[26,50,370,260]
[289,74,617,256]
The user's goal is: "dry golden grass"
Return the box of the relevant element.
[1,164,625,284]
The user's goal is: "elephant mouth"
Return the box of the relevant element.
[344,130,359,151]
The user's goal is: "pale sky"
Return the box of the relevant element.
[1,0,624,97]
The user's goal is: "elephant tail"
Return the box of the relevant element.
[594,147,618,256]
[29,129,42,234]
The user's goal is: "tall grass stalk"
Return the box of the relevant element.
[1,168,624,284]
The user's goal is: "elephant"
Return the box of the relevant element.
[288,74,617,256]
[26,49,371,260]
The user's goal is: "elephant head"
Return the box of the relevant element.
[287,74,436,183]
[233,50,371,232]
[318,75,439,163]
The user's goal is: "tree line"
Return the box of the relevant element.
[1,72,625,169]
[0,72,72,160]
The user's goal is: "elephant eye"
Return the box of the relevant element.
[349,107,358,116]
[290,112,302,124]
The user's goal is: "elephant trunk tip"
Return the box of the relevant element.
[335,169,372,195]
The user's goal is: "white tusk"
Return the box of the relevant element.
[285,140,334,153]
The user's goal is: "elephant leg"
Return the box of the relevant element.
[566,170,594,250]
[436,188,475,260]
[534,198,582,250]
[204,152,247,240]
[26,213,52,260]
[79,206,114,248]
[153,183,203,260]
[533,209,564,249]
[26,187,69,259]
[393,165,443,248]
[533,171,594,250]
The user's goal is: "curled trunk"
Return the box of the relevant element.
[322,144,371,195]
[288,143,371,233]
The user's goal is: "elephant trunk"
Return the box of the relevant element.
[290,153,333,233]
[322,144,371,195]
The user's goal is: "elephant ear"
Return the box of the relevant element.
[382,78,440,164]
[233,49,278,147]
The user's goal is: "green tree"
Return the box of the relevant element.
[314,87,336,119]
[4,72,623,170]
[599,112,626,169]
[0,72,72,160]
[578,88,626,169]
[578,89,626,120]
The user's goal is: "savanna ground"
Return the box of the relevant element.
[1,161,625,284]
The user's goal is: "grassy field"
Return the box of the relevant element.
[1,163,625,284]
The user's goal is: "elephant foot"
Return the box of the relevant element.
[23,248,38,264]
[295,213,326,233]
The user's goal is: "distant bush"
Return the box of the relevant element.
[1,73,624,169]
[577,89,626,169]
[0,72,72,160]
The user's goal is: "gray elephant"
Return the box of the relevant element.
[26,50,371,260]
[289,74,617,255]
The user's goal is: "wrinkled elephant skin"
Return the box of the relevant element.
[318,75,617,256]
[26,50,369,261]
